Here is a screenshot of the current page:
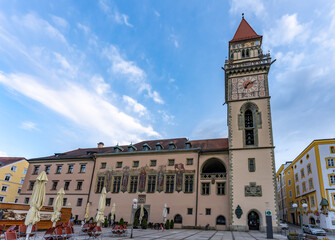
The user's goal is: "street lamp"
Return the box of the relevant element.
[292,202,308,234]
[130,198,138,238]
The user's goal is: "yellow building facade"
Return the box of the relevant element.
[276,139,335,231]
[0,157,29,203]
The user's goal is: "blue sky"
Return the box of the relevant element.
[0,0,334,169]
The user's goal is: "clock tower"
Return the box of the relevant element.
[224,17,279,231]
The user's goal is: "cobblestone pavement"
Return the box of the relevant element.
[32,226,288,240]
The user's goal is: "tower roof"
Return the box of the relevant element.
[230,18,262,43]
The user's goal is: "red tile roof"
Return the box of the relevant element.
[0,157,26,167]
[230,18,262,43]
[29,137,228,160]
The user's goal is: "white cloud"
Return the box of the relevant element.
[169,34,179,48]
[229,0,265,17]
[275,51,305,70]
[158,110,175,125]
[13,13,67,43]
[91,75,110,95]
[0,72,160,143]
[104,45,145,81]
[263,14,310,48]
[103,45,164,104]
[77,23,90,35]
[0,151,8,157]
[123,95,148,117]
[50,15,68,30]
[154,10,160,17]
[20,121,38,131]
[99,0,133,27]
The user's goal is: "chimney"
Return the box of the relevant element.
[97,142,104,148]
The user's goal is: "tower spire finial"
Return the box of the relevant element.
[242,13,244,19]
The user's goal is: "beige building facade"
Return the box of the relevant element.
[19,17,278,232]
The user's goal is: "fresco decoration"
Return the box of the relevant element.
[139,166,147,192]
[104,169,113,192]
[175,163,185,192]
[121,166,130,193]
[157,165,166,192]
[0,209,52,221]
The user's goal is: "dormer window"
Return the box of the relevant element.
[169,141,176,150]
[86,151,97,155]
[114,145,123,153]
[128,144,137,152]
[185,140,192,149]
[54,153,64,157]
[143,143,151,151]
[156,142,163,151]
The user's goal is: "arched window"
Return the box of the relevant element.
[245,110,254,145]
[246,49,250,57]
[239,102,261,147]
[174,214,182,224]
[216,215,226,225]
[242,49,245,58]
[202,158,226,174]
[230,51,234,59]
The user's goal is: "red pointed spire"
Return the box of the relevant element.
[230,17,262,43]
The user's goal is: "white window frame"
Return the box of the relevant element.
[11,166,17,172]
[1,185,8,192]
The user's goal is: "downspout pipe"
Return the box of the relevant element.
[195,150,200,227]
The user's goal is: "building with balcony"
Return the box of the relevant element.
[276,139,335,231]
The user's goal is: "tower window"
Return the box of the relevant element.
[242,49,245,58]
[248,158,256,172]
[246,49,250,57]
[230,51,234,59]
[245,110,254,145]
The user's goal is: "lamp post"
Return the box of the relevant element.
[130,198,138,238]
[292,202,308,234]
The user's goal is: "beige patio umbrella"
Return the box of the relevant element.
[139,204,144,224]
[110,203,116,224]
[162,203,167,224]
[95,187,106,226]
[84,202,90,222]
[25,171,48,240]
[51,188,65,227]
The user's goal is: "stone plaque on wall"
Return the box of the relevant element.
[245,182,262,196]
[138,194,146,204]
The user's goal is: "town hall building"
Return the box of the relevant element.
[19,17,279,232]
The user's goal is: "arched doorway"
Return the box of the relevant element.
[174,214,182,224]
[248,211,260,230]
[134,207,148,223]
[309,217,315,225]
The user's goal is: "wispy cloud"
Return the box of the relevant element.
[20,121,38,131]
[0,72,160,143]
[50,15,68,30]
[263,14,310,48]
[158,110,175,125]
[99,0,133,27]
[169,34,179,48]
[123,95,148,117]
[154,10,160,17]
[13,13,67,44]
[103,45,164,104]
[229,0,265,17]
